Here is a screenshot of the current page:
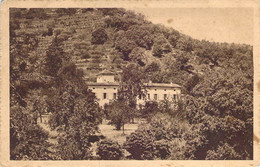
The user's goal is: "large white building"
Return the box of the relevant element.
[87,70,181,107]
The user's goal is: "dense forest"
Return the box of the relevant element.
[10,8,253,160]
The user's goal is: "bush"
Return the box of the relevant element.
[154,139,171,159]
[96,139,123,160]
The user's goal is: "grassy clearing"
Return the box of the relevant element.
[98,119,140,145]
[38,117,141,146]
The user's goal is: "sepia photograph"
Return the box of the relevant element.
[1,0,260,166]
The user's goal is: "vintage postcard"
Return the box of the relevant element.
[1,0,260,166]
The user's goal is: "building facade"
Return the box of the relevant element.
[87,70,181,107]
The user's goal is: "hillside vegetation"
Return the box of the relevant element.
[10,8,253,160]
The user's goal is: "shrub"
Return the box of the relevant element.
[154,139,171,159]
[96,139,123,160]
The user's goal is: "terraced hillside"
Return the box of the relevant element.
[10,8,253,160]
[12,8,253,89]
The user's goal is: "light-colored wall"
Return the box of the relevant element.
[137,87,181,105]
[88,85,181,107]
[88,85,118,107]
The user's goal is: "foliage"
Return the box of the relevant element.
[9,15,54,159]
[10,106,52,160]
[118,63,147,122]
[184,74,202,94]
[10,8,253,160]
[96,139,123,160]
[124,113,197,160]
[124,124,156,160]
[44,35,63,77]
[106,100,130,130]
[129,47,146,66]
[167,30,180,47]
[91,28,108,44]
[139,101,160,120]
[126,25,154,49]
[184,68,253,159]
[25,8,50,19]
[46,58,102,160]
[176,35,193,52]
[10,14,103,159]
[101,8,147,31]
[114,24,153,59]
[206,143,242,160]
[152,34,172,57]
[115,37,137,59]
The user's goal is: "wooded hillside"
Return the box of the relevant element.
[10,8,253,160]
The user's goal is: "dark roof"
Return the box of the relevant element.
[97,69,115,76]
[87,82,181,88]
[87,82,119,86]
[145,83,181,88]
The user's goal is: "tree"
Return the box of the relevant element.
[124,112,196,160]
[195,40,222,66]
[129,47,146,66]
[44,35,63,77]
[185,68,253,159]
[91,28,108,45]
[176,36,193,52]
[101,8,147,31]
[48,64,103,159]
[10,17,53,159]
[25,8,49,19]
[152,34,172,57]
[126,25,154,49]
[55,8,76,16]
[107,100,130,132]
[152,44,164,58]
[118,63,147,123]
[139,101,160,121]
[184,74,202,94]
[124,124,156,159]
[168,30,180,47]
[10,106,53,160]
[115,37,137,60]
[206,143,242,160]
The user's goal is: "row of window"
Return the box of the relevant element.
[92,88,117,90]
[143,94,179,100]
[97,93,117,99]
[92,87,176,92]
[96,93,179,100]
